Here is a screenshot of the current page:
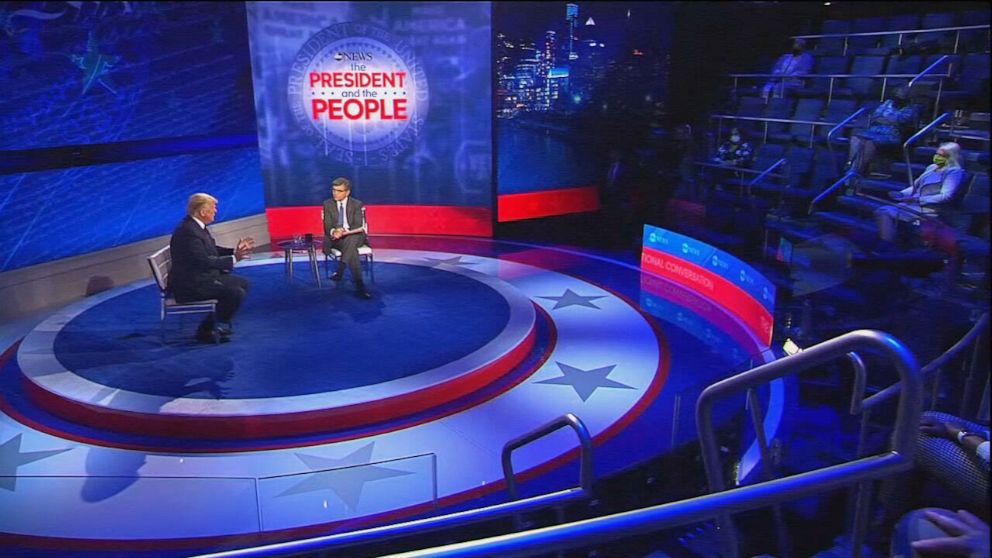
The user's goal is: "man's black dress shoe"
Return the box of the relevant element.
[356,288,372,300]
[330,271,344,282]
[216,323,233,337]
[196,328,220,344]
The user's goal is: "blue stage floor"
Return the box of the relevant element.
[0,236,783,556]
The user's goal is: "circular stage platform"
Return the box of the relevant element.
[0,237,782,555]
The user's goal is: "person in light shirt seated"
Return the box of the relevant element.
[875,142,965,244]
[761,38,814,100]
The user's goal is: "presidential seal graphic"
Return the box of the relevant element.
[288,22,429,164]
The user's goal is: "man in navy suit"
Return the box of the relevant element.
[169,193,254,342]
[323,177,372,299]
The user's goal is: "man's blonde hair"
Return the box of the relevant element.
[187,193,218,217]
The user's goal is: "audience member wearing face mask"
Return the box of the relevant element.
[875,142,966,243]
[713,128,754,167]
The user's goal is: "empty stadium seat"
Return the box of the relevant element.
[816,99,861,143]
[916,12,959,51]
[799,55,849,98]
[835,56,887,99]
[849,17,886,53]
[770,98,826,145]
[765,97,797,139]
[817,19,851,55]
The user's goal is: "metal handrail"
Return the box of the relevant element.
[377,453,914,558]
[864,312,989,412]
[193,487,593,558]
[909,55,951,88]
[793,24,990,40]
[828,107,868,143]
[827,107,868,174]
[694,160,785,177]
[502,413,593,500]
[748,158,787,187]
[696,330,921,558]
[809,171,858,215]
[902,112,952,191]
[911,55,951,117]
[711,114,839,127]
[847,352,868,416]
[372,331,921,558]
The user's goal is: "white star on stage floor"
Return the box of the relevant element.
[535,362,635,402]
[279,442,414,511]
[537,288,607,310]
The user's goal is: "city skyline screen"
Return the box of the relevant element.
[246,2,493,237]
[495,2,673,222]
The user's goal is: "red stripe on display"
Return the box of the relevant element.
[639,272,766,358]
[265,206,492,239]
[640,247,773,345]
[497,186,599,222]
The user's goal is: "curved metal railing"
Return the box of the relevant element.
[193,416,596,558]
[911,55,952,118]
[748,158,788,188]
[792,24,990,55]
[902,112,953,191]
[696,330,921,558]
[827,106,868,176]
[863,312,989,412]
[365,330,921,558]
[502,413,594,500]
[808,170,857,215]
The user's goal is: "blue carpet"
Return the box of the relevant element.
[53,262,511,398]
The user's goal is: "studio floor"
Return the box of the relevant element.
[0,235,783,557]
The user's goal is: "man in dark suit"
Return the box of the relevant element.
[322,177,371,299]
[168,193,254,343]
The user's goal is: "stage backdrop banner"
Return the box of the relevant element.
[245,2,493,238]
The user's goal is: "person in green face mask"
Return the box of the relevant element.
[875,142,965,243]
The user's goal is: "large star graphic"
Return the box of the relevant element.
[279,442,413,512]
[537,289,606,310]
[535,362,635,402]
[423,256,478,267]
[70,32,119,96]
[0,434,73,491]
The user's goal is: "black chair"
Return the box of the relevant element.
[764,97,796,140]
[787,98,826,145]
[816,98,860,143]
[817,19,851,55]
[849,17,886,54]
[881,15,922,51]
[958,10,990,53]
[800,55,849,98]
[916,12,959,52]
[835,56,887,100]
[885,54,923,90]
[736,95,767,138]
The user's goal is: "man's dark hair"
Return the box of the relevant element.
[332,177,351,191]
